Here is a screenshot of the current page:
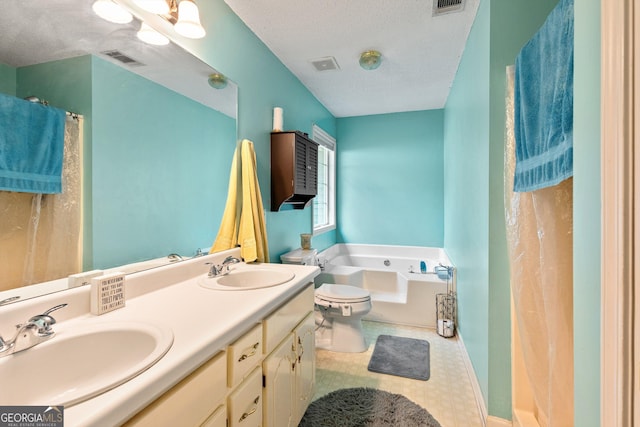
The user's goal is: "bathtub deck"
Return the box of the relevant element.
[313,320,483,427]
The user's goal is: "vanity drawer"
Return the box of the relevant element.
[201,404,226,427]
[227,367,262,427]
[263,283,314,354]
[125,351,227,427]
[227,323,263,388]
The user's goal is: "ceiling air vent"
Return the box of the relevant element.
[101,50,145,67]
[310,56,340,72]
[433,0,464,16]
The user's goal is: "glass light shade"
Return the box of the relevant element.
[133,0,170,14]
[137,22,170,45]
[174,1,206,39]
[359,50,382,70]
[92,0,133,24]
[208,73,227,89]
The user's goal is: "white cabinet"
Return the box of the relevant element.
[202,405,226,427]
[124,351,227,427]
[228,323,263,388]
[263,333,295,427]
[262,285,315,427]
[293,312,316,424]
[125,283,315,427]
[228,367,263,427]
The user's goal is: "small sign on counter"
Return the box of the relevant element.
[91,272,126,315]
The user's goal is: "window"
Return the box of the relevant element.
[312,125,336,234]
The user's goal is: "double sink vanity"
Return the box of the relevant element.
[0,248,319,426]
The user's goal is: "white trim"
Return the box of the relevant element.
[601,0,636,425]
[311,124,335,150]
[457,331,488,427]
[312,125,336,235]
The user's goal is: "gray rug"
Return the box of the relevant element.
[298,387,441,427]
[367,335,430,380]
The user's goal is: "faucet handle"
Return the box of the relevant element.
[28,303,68,335]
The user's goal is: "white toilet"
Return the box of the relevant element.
[280,248,372,353]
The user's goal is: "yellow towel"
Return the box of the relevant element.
[238,140,269,262]
[210,140,269,263]
[210,143,241,253]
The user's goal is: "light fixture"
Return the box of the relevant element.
[359,50,382,71]
[133,0,170,15]
[92,0,133,24]
[93,0,206,42]
[208,73,228,89]
[137,22,170,45]
[174,0,206,39]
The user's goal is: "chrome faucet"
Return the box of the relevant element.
[0,303,67,357]
[207,256,242,277]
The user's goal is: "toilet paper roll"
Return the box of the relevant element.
[273,107,283,132]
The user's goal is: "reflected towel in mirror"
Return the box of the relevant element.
[0,93,66,193]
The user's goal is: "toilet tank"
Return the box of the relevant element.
[280,248,318,266]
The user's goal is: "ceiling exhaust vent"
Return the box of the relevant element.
[310,56,340,72]
[101,50,145,67]
[433,0,464,16]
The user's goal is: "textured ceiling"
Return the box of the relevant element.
[224,0,480,117]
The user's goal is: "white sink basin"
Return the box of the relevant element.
[199,266,295,290]
[0,321,173,407]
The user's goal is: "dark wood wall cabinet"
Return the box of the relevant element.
[271,131,318,211]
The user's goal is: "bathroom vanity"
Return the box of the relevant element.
[0,248,319,426]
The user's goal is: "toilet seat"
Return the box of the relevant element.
[315,283,370,303]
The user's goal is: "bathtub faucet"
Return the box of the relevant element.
[0,303,67,357]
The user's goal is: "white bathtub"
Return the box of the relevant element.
[314,244,455,328]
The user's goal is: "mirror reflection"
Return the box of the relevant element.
[0,0,238,302]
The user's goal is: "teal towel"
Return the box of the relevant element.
[514,0,573,192]
[0,93,66,193]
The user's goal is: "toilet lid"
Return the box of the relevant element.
[315,284,370,303]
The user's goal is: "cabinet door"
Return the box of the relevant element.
[201,405,226,427]
[293,312,316,426]
[294,137,318,195]
[262,333,295,427]
[124,351,227,427]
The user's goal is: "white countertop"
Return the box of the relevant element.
[0,248,319,426]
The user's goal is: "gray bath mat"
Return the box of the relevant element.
[298,387,441,427]
[368,335,430,380]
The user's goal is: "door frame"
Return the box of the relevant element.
[600,0,637,425]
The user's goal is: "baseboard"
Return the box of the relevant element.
[456,331,489,426]
[487,415,513,427]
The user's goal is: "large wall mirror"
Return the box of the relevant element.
[0,0,238,304]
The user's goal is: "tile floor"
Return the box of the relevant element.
[313,321,484,427]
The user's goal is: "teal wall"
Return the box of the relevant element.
[444,0,491,406]
[171,0,337,262]
[8,55,235,269]
[444,0,560,419]
[573,0,601,424]
[91,57,236,268]
[0,62,16,95]
[335,110,444,246]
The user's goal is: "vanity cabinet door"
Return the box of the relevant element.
[262,333,295,427]
[124,351,227,427]
[201,405,226,427]
[293,312,316,426]
[228,367,263,427]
